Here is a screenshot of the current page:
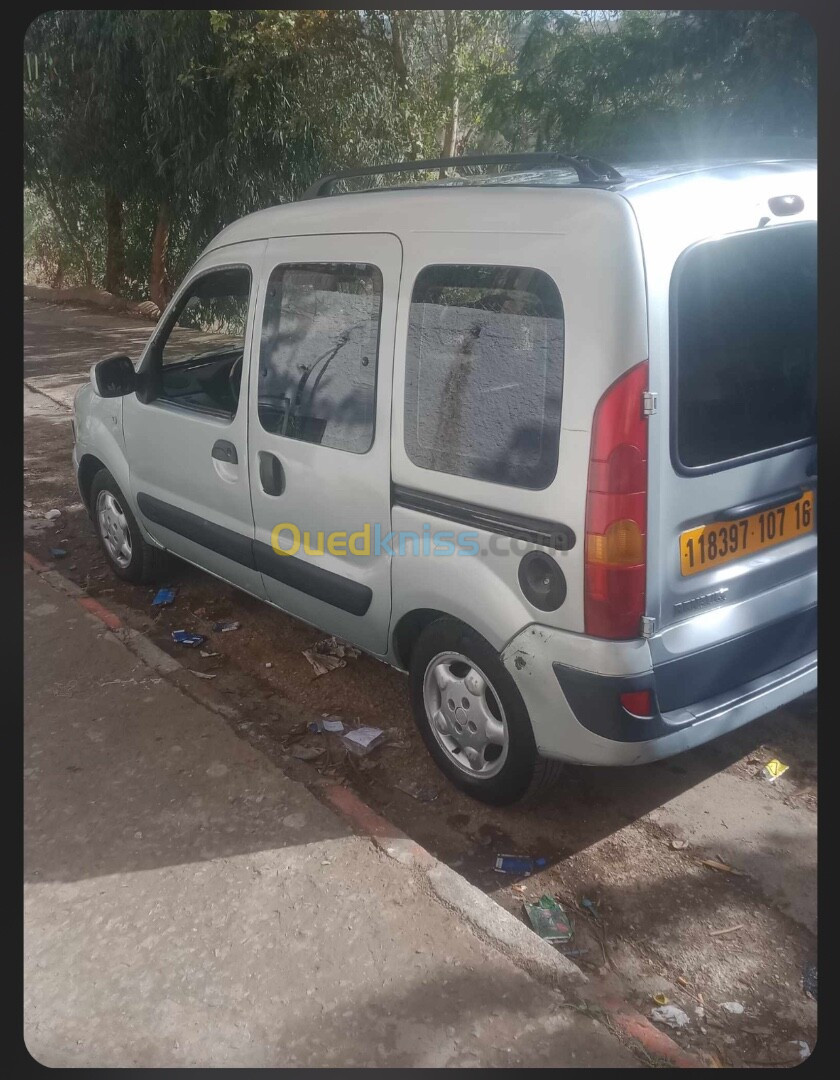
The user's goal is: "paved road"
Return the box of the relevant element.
[24,567,638,1067]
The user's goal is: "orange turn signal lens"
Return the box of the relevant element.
[586,519,645,566]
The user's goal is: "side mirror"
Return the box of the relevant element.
[92,354,137,398]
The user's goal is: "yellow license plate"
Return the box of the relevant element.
[679,490,814,576]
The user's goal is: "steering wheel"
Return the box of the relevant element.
[228,355,243,402]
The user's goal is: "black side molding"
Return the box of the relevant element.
[253,542,372,616]
[137,492,255,569]
[136,493,372,617]
[392,485,575,551]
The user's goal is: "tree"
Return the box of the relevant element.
[24,11,153,294]
[482,9,816,156]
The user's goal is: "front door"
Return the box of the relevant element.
[248,233,402,654]
[124,241,267,597]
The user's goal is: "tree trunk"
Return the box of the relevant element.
[149,202,172,311]
[389,11,422,160]
[441,95,459,159]
[104,188,125,296]
[439,10,460,177]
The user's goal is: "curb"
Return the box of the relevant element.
[24,551,50,573]
[324,784,715,1068]
[24,286,160,323]
[24,555,713,1067]
[598,996,719,1068]
[325,784,586,990]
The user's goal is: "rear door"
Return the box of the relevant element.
[650,216,817,635]
[247,233,402,654]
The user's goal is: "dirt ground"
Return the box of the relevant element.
[24,300,818,1067]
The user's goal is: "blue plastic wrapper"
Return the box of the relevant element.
[171,630,206,647]
[494,854,548,876]
[152,587,176,607]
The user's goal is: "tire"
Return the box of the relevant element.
[409,617,563,805]
[89,468,169,584]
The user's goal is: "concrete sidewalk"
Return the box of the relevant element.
[24,568,639,1068]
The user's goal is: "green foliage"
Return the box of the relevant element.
[483,9,816,156]
[23,9,817,297]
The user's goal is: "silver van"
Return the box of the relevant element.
[73,154,817,804]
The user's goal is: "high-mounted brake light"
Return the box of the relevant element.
[584,361,649,639]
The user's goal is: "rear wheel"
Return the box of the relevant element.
[409,617,562,805]
[90,469,168,584]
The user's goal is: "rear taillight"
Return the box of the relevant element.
[584,360,648,639]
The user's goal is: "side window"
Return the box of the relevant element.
[155,266,251,417]
[258,263,382,454]
[404,264,564,489]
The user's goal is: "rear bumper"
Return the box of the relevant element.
[501,598,817,766]
[555,604,816,742]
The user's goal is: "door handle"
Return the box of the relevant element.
[212,439,238,465]
[718,486,808,521]
[259,451,285,496]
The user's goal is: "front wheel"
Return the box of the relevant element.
[409,617,562,805]
[89,468,168,584]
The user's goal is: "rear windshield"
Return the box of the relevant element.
[672,222,816,471]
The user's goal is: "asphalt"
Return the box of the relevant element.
[23,566,639,1068]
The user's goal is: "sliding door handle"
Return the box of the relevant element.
[259,451,285,496]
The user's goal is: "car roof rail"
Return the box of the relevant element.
[301,152,625,199]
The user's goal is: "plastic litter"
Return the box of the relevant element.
[651,1005,690,1029]
[653,993,669,1006]
[302,635,361,676]
[45,509,61,520]
[171,630,207,647]
[523,895,573,943]
[790,1041,810,1062]
[213,620,240,632]
[720,1001,745,1015]
[199,650,220,658]
[395,778,439,802]
[341,726,385,755]
[49,548,68,558]
[152,587,176,607]
[303,652,345,676]
[760,758,789,782]
[307,716,347,735]
[290,745,325,762]
[698,858,747,877]
[190,670,217,679]
[802,962,817,999]
[581,897,600,918]
[494,854,548,876]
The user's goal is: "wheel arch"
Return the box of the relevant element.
[77,453,108,513]
[391,607,456,671]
